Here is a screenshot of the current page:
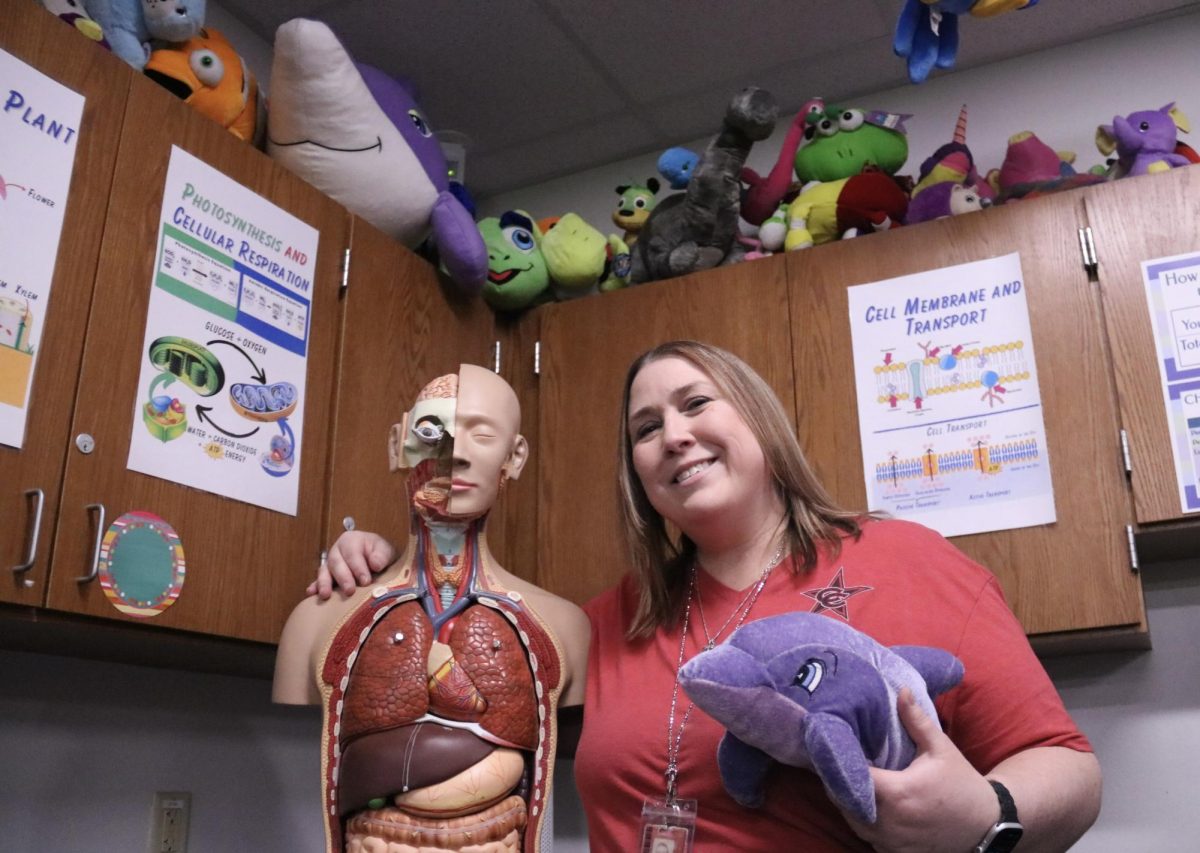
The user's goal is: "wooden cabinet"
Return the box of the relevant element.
[536,255,795,605]
[322,216,493,560]
[787,194,1145,645]
[1084,168,1200,526]
[41,73,351,643]
[0,0,130,608]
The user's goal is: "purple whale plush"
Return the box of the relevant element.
[678,611,963,824]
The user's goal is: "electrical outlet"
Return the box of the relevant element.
[150,791,190,853]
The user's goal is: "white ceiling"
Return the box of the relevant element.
[220,0,1200,198]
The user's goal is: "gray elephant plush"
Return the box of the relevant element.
[629,87,778,284]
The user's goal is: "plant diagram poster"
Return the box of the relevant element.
[1139,252,1200,514]
[0,48,84,449]
[846,252,1056,538]
[127,146,318,516]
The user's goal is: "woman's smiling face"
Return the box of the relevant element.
[627,356,772,535]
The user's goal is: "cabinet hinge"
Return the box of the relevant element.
[1126,524,1140,573]
[1119,428,1132,477]
[1077,226,1098,278]
[534,340,541,377]
[339,247,351,296]
[492,340,501,374]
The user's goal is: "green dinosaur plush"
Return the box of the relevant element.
[794,107,909,183]
[478,211,551,312]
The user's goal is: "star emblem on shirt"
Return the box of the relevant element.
[801,567,873,621]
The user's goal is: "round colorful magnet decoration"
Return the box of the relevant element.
[98,511,186,618]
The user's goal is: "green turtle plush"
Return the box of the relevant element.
[479,211,551,312]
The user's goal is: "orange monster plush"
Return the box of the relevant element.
[144,28,258,142]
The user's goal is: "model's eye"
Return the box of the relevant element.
[794,659,826,694]
[408,109,433,137]
[838,109,865,132]
[816,118,837,137]
[412,417,444,444]
[189,49,224,87]
[503,226,536,253]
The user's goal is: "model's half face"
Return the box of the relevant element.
[447,364,523,519]
[627,356,770,532]
[393,367,525,523]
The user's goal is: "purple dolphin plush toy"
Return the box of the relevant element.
[267,19,487,295]
[679,611,964,824]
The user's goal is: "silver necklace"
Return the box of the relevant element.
[695,544,786,652]
[662,544,786,803]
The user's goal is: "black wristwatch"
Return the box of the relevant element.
[973,780,1024,853]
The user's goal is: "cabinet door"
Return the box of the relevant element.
[787,195,1145,640]
[322,216,493,557]
[537,256,795,605]
[43,74,350,643]
[1084,169,1200,524]
[0,1,129,606]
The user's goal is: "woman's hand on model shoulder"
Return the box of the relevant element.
[306,531,397,599]
[844,688,996,853]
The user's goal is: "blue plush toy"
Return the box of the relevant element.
[894,0,1039,84]
[657,146,700,190]
[85,0,206,69]
[679,611,963,824]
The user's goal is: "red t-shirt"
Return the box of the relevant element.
[575,519,1090,852]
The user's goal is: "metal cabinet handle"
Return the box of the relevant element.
[76,502,106,583]
[12,488,45,575]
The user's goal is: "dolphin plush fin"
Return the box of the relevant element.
[717,733,774,809]
[804,712,877,824]
[892,645,965,697]
[430,191,487,295]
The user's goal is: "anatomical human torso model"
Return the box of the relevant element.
[273,365,587,852]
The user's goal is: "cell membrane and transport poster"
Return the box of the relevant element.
[0,47,84,449]
[1140,251,1200,514]
[127,146,318,516]
[846,252,1057,538]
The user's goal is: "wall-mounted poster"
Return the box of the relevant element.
[0,47,85,449]
[126,146,319,516]
[846,252,1056,538]
[1140,252,1200,514]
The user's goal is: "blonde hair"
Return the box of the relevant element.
[617,341,865,638]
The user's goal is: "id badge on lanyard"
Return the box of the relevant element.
[640,797,697,853]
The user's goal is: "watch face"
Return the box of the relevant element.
[985,824,1024,853]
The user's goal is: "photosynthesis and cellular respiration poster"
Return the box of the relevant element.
[127,146,319,516]
[846,252,1057,538]
[0,47,84,449]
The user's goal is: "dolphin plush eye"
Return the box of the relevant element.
[412,417,444,444]
[838,109,865,131]
[503,226,536,253]
[408,109,433,137]
[189,49,225,87]
[794,659,826,694]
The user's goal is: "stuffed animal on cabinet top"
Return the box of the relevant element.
[657,147,699,190]
[478,210,552,313]
[629,87,778,284]
[739,97,824,226]
[84,0,206,69]
[1096,103,1193,179]
[907,105,992,224]
[539,213,630,300]
[143,28,258,142]
[611,179,659,247]
[265,18,486,295]
[679,612,964,824]
[40,0,110,48]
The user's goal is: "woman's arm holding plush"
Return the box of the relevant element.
[848,690,1100,853]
